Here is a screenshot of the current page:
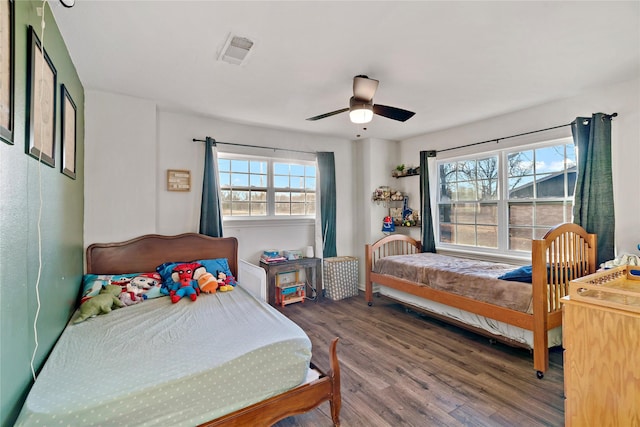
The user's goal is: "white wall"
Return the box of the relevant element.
[84,90,158,246]
[84,93,358,266]
[398,77,640,256]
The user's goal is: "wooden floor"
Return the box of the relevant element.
[273,293,565,427]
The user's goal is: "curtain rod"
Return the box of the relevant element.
[192,137,317,155]
[436,112,618,154]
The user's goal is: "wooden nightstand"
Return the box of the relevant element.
[260,258,322,307]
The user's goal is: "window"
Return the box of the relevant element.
[218,154,316,218]
[437,139,576,253]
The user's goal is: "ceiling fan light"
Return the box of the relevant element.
[349,105,373,124]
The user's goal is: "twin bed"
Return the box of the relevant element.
[16,233,341,427]
[365,222,597,378]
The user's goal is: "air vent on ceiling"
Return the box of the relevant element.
[218,34,254,66]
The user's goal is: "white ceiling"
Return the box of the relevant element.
[50,1,640,141]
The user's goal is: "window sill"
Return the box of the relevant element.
[223,217,315,228]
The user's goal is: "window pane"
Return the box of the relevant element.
[250,202,266,216]
[231,160,248,173]
[453,203,475,224]
[535,146,565,174]
[477,204,497,225]
[250,190,266,202]
[439,223,455,243]
[221,202,231,216]
[275,192,290,202]
[508,151,534,178]
[249,174,267,187]
[274,163,289,174]
[477,225,498,248]
[250,161,267,174]
[476,157,498,181]
[305,165,316,177]
[535,203,565,226]
[439,205,453,223]
[231,190,248,202]
[305,202,316,215]
[218,159,231,172]
[291,193,305,203]
[274,175,289,188]
[509,175,534,198]
[219,172,231,186]
[306,193,316,203]
[290,176,304,189]
[509,203,533,226]
[456,160,476,180]
[477,179,497,200]
[231,202,250,215]
[456,225,476,246]
[456,181,476,200]
[534,173,565,198]
[509,227,532,251]
[291,203,305,215]
[290,164,304,175]
[305,177,316,190]
[275,203,290,215]
[231,173,249,187]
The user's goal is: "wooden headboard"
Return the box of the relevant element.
[86,233,239,276]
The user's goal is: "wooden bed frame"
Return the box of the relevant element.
[365,223,597,379]
[87,233,341,426]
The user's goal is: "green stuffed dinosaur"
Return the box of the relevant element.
[74,284,125,324]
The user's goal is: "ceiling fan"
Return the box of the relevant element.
[306,75,415,124]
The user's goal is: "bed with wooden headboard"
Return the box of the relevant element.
[365,223,596,379]
[16,233,341,426]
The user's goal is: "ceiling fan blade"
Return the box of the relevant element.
[306,108,349,121]
[353,75,379,101]
[373,104,416,122]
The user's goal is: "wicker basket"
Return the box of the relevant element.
[323,256,359,300]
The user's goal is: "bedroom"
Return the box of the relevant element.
[1,1,638,426]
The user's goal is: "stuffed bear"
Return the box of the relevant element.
[170,262,204,303]
[74,284,125,323]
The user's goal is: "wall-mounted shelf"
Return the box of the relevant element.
[393,172,419,178]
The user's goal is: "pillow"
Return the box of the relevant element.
[79,272,164,306]
[498,265,533,283]
[156,258,233,295]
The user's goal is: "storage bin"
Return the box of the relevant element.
[323,256,359,300]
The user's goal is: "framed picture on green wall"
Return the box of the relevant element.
[26,25,57,167]
[0,0,14,144]
[61,84,76,179]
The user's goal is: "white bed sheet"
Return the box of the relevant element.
[380,287,562,348]
[16,286,312,427]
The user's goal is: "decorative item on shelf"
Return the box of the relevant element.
[393,165,420,178]
[372,186,403,207]
[391,164,405,177]
[382,215,395,233]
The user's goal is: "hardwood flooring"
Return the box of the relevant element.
[273,293,565,427]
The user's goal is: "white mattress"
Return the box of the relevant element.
[16,286,312,426]
[380,286,562,348]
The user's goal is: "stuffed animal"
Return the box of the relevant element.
[216,271,235,292]
[119,281,145,306]
[198,272,219,293]
[170,262,204,303]
[74,285,125,323]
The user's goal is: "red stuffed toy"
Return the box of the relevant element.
[170,262,204,303]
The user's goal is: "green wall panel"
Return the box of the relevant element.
[0,1,84,425]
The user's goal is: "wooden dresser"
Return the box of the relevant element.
[562,266,640,426]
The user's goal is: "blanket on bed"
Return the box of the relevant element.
[373,253,534,313]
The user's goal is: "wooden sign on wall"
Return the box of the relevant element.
[167,169,191,191]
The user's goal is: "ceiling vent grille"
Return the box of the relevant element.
[218,34,254,65]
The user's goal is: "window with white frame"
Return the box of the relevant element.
[437,138,576,253]
[218,154,316,218]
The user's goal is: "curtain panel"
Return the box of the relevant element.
[571,113,615,265]
[317,152,337,258]
[420,150,437,253]
[199,137,224,237]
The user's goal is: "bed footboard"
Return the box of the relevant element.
[199,338,341,427]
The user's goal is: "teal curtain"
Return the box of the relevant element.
[572,113,614,265]
[317,152,337,258]
[199,137,224,237]
[420,151,437,252]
